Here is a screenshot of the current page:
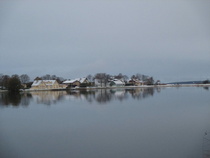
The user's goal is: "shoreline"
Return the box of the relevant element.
[1,84,210,93]
[19,83,210,92]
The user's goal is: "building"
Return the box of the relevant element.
[128,79,143,86]
[63,78,89,87]
[30,80,61,90]
[109,79,125,87]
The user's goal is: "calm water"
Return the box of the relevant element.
[0,87,210,158]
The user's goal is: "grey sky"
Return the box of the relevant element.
[0,1,210,82]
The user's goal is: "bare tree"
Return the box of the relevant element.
[115,73,123,79]
[122,75,129,82]
[142,75,148,81]
[94,73,110,87]
[136,73,142,80]
[42,74,51,80]
[131,75,137,80]
[87,74,93,82]
[20,74,30,84]
[2,75,10,89]
[51,75,57,80]
[0,74,3,88]
[145,77,154,85]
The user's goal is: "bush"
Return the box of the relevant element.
[8,76,21,93]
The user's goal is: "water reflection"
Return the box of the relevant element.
[203,131,210,158]
[0,93,32,107]
[0,87,161,107]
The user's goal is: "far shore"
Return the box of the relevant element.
[1,84,210,93]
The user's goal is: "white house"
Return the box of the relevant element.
[63,77,89,87]
[109,79,125,87]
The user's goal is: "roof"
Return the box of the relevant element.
[63,78,87,84]
[111,79,125,85]
[32,80,57,86]
[32,80,42,86]
[63,80,78,84]
[129,79,143,82]
[79,78,87,83]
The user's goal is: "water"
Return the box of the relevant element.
[0,87,210,158]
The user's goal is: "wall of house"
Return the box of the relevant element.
[31,82,46,90]
[30,80,60,90]
[72,81,80,87]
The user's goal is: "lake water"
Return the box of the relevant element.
[0,87,210,158]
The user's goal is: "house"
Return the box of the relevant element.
[63,77,89,87]
[30,80,61,90]
[109,79,125,87]
[21,84,27,89]
[128,79,143,86]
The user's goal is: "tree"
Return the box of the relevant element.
[203,80,210,84]
[94,73,111,87]
[8,75,21,93]
[136,73,145,80]
[2,75,10,89]
[142,75,148,81]
[131,75,137,80]
[145,77,154,85]
[115,73,123,80]
[51,75,57,80]
[87,74,93,82]
[42,74,51,80]
[0,74,3,88]
[122,75,129,82]
[20,74,30,84]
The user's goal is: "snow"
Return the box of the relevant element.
[31,80,42,86]
[63,78,87,84]
[31,80,57,86]
[111,79,125,85]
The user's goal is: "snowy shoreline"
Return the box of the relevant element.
[24,84,210,91]
[1,84,210,93]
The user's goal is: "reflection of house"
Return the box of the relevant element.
[63,78,89,87]
[31,91,67,105]
[30,80,61,90]
[110,79,125,87]
[128,79,143,86]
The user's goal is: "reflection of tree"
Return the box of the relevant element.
[127,88,143,100]
[126,88,155,100]
[20,93,32,106]
[0,93,21,106]
[203,87,209,91]
[95,89,113,104]
[142,88,154,98]
[0,88,161,107]
[203,131,210,158]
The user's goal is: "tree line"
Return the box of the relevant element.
[0,73,158,92]
[0,74,66,92]
[89,73,156,86]
[0,74,31,93]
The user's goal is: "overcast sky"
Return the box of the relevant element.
[0,0,210,82]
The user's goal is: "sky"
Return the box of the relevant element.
[0,0,210,82]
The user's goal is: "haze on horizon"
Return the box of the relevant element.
[0,1,210,83]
